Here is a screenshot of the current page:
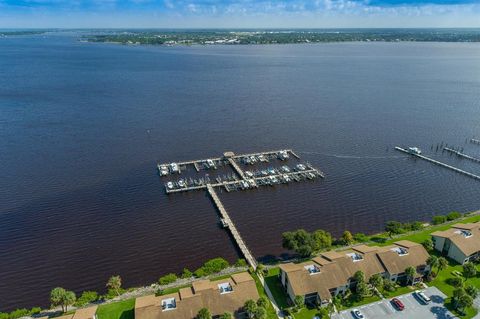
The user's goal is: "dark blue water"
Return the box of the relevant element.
[1,33,479,310]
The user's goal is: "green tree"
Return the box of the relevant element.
[342,231,354,246]
[50,287,66,311]
[463,262,477,279]
[159,273,178,285]
[405,266,416,285]
[457,294,473,313]
[106,275,122,296]
[465,284,479,299]
[438,257,448,273]
[257,296,268,308]
[63,291,76,312]
[235,259,247,267]
[356,282,368,299]
[369,273,384,291]
[312,229,332,251]
[422,239,434,251]
[450,277,464,288]
[219,313,232,319]
[196,308,211,319]
[282,229,313,257]
[383,280,396,292]
[256,263,265,276]
[244,299,257,318]
[202,257,229,275]
[446,211,462,221]
[426,255,439,275]
[410,221,424,231]
[385,221,405,237]
[453,288,466,308]
[294,295,305,310]
[181,268,193,279]
[254,306,267,319]
[353,270,365,284]
[75,291,98,307]
[432,215,447,225]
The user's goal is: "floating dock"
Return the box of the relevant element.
[471,138,480,145]
[444,147,480,164]
[207,185,257,269]
[395,146,480,181]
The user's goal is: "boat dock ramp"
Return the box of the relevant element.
[444,147,480,164]
[396,146,480,181]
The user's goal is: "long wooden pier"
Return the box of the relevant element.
[444,147,480,164]
[228,158,246,179]
[395,147,480,181]
[207,185,257,269]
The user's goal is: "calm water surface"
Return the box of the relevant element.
[1,34,480,310]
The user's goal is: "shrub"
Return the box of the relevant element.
[447,277,464,288]
[385,221,406,237]
[422,239,434,251]
[353,233,369,242]
[234,259,247,267]
[194,268,206,278]
[432,215,447,225]
[383,280,396,292]
[0,313,8,319]
[9,309,29,319]
[181,268,193,279]
[446,211,462,221]
[29,308,41,315]
[201,257,229,275]
[75,291,98,307]
[410,221,424,231]
[159,273,178,285]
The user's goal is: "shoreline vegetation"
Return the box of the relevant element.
[2,209,479,318]
[84,29,480,45]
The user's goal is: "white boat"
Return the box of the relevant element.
[278,150,289,161]
[220,218,229,228]
[170,163,180,173]
[408,147,422,155]
[245,171,254,178]
[166,181,174,190]
[283,174,291,182]
[258,154,268,162]
[296,164,306,171]
[206,159,216,169]
[159,165,169,176]
[178,179,186,188]
[241,180,249,189]
[281,165,290,173]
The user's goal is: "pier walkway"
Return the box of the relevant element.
[396,147,480,181]
[207,185,257,270]
[444,147,480,164]
[228,158,246,179]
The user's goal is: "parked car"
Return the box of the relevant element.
[414,290,431,304]
[351,308,365,319]
[391,297,405,311]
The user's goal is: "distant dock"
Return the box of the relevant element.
[157,148,324,270]
[395,146,480,181]
[444,147,480,164]
[471,138,480,145]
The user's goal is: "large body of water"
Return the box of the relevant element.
[1,34,479,310]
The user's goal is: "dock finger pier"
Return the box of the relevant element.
[157,149,325,270]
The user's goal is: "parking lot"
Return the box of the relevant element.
[332,287,458,319]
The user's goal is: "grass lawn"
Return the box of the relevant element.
[337,294,381,310]
[374,214,480,247]
[96,299,135,319]
[381,285,415,299]
[264,267,290,309]
[292,306,322,319]
[250,271,278,319]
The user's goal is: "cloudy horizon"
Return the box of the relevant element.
[0,0,479,28]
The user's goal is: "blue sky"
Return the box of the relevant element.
[0,0,479,28]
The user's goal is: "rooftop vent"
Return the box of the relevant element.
[218,282,233,294]
[304,264,321,275]
[391,247,409,256]
[455,230,473,238]
[161,297,176,311]
[347,252,364,262]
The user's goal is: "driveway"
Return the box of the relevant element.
[332,287,458,319]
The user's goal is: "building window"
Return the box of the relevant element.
[218,282,233,294]
[161,298,176,311]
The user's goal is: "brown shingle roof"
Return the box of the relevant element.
[377,242,429,275]
[432,222,480,256]
[135,272,259,319]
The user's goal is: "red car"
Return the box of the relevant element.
[391,298,405,311]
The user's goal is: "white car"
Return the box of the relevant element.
[415,290,431,304]
[351,309,365,319]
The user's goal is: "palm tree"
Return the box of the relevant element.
[438,257,448,274]
[106,275,122,296]
[405,266,416,285]
[196,308,212,319]
[426,255,439,275]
